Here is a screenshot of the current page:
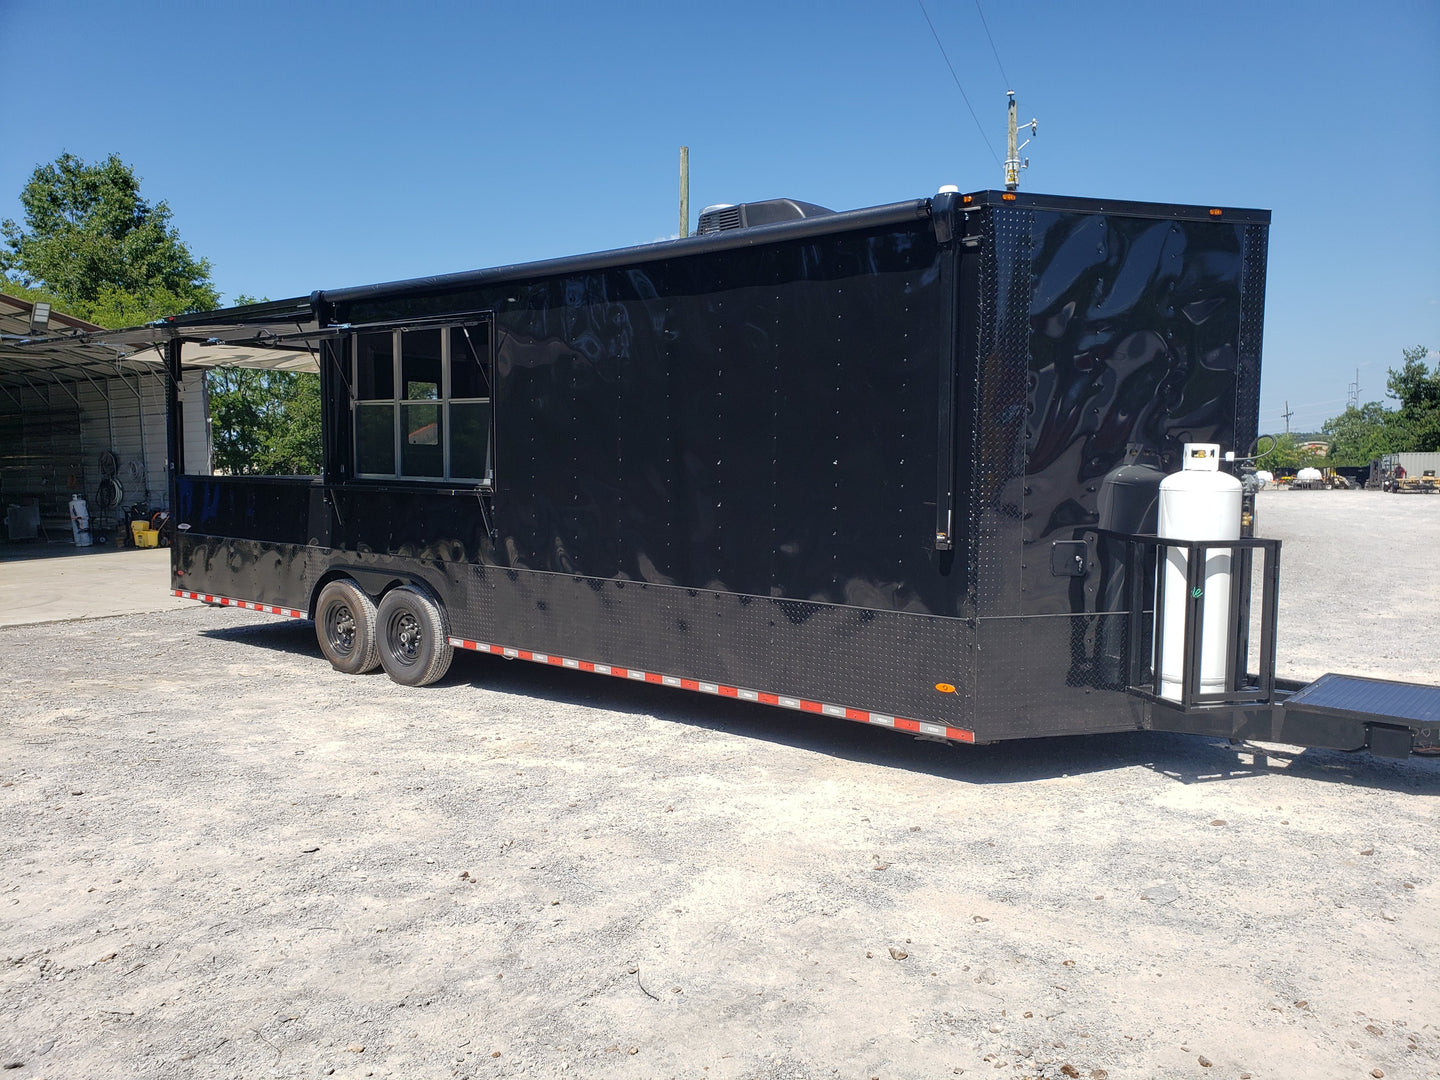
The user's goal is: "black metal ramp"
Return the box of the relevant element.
[1280,673,1440,757]
[1286,673,1440,725]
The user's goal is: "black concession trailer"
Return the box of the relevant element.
[90,188,1436,757]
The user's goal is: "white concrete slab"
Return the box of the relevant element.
[0,546,188,626]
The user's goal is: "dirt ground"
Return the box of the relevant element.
[1,490,1436,1080]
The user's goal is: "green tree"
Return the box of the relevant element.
[1387,345,1440,452]
[262,372,322,474]
[1388,345,1439,408]
[206,294,321,476]
[1,152,219,326]
[208,368,322,476]
[1261,432,1322,472]
[1321,401,1409,465]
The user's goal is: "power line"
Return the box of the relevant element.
[1261,396,1350,413]
[972,0,1011,90]
[916,0,1002,167]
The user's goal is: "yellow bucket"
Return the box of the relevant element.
[131,521,160,548]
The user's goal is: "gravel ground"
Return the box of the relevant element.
[1253,489,1439,685]
[1,490,1436,1080]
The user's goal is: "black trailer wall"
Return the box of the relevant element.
[170,191,1268,741]
[964,198,1268,737]
[312,216,975,726]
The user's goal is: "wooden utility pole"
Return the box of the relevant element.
[679,146,690,239]
[1005,92,1019,190]
[1003,91,1036,191]
[1282,400,1294,434]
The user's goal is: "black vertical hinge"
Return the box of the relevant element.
[931,191,965,551]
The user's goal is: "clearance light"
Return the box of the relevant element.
[1209,208,1223,216]
[962,195,973,205]
[935,682,957,694]
[1002,193,1017,201]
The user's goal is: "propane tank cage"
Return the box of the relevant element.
[1114,532,1282,713]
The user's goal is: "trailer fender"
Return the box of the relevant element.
[310,567,446,612]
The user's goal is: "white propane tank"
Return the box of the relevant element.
[1156,443,1240,701]
[69,494,93,547]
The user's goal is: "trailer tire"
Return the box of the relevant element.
[376,585,453,687]
[315,580,381,674]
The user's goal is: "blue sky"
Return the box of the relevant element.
[2,0,1436,435]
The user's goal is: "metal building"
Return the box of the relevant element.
[0,291,306,541]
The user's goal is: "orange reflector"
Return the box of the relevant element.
[1002,193,1017,201]
[935,682,957,694]
[1209,208,1223,216]
[962,194,973,204]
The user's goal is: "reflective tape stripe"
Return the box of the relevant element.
[444,635,975,744]
[173,589,306,620]
[168,598,976,744]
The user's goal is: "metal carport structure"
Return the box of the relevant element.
[0,292,315,542]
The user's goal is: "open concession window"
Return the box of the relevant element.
[169,341,323,479]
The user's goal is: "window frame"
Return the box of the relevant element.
[350,317,494,488]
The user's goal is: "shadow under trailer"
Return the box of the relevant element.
[105,189,1440,757]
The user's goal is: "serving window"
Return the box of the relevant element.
[352,321,492,483]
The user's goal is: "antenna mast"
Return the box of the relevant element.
[1004,91,1037,191]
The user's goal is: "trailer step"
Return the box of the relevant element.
[1285,673,1440,726]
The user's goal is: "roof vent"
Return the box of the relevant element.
[696,198,833,235]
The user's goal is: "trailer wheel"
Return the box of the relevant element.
[315,580,381,674]
[376,585,453,687]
